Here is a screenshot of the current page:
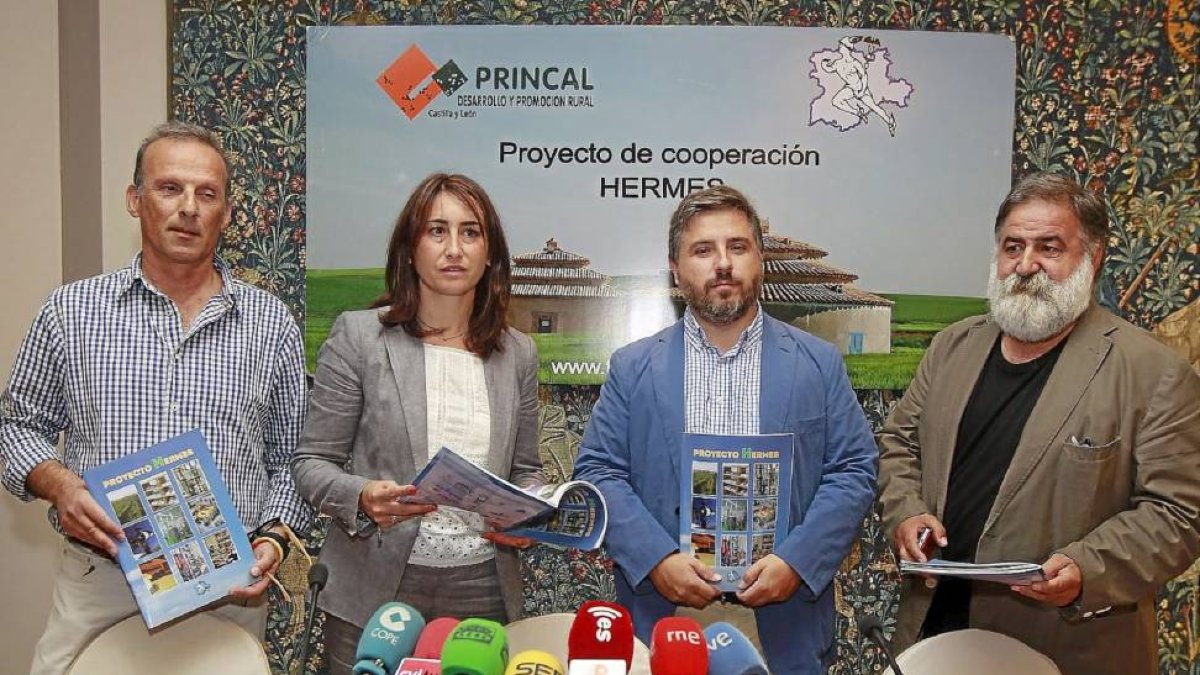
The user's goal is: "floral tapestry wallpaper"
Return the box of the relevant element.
[169,1,1198,673]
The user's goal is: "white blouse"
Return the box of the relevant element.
[409,344,496,567]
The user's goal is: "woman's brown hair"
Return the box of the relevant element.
[373,173,512,358]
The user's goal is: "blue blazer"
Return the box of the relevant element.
[573,316,876,673]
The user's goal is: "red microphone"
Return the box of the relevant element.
[649,617,708,675]
[413,617,461,659]
[567,600,634,674]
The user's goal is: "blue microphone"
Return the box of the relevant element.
[353,602,427,675]
[704,622,767,675]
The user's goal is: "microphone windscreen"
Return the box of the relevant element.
[395,657,442,675]
[703,622,767,675]
[567,600,634,666]
[857,613,884,636]
[504,649,566,675]
[649,617,707,675]
[440,617,509,675]
[415,617,462,659]
[308,562,329,590]
[353,602,426,675]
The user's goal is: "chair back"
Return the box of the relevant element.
[883,629,1062,675]
[68,613,269,675]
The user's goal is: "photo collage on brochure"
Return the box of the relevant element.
[104,460,239,596]
[690,460,782,571]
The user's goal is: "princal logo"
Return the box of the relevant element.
[378,43,597,121]
[376,44,467,120]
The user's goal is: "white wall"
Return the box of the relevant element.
[100,0,167,270]
[0,4,66,672]
[0,2,165,671]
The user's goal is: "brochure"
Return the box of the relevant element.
[679,433,795,592]
[81,429,256,629]
[403,447,607,550]
[900,559,1047,585]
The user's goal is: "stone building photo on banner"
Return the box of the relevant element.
[306,25,1015,389]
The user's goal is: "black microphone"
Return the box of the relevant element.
[295,562,329,672]
[858,614,904,675]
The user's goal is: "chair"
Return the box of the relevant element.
[883,629,1062,675]
[505,612,652,674]
[68,613,270,675]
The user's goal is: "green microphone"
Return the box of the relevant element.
[440,617,510,675]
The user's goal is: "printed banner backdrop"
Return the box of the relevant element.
[307,26,1015,387]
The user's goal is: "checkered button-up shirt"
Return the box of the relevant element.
[0,254,312,534]
[683,305,764,435]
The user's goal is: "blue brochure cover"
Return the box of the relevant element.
[82,429,255,628]
[679,433,795,592]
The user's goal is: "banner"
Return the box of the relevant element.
[307,26,1015,386]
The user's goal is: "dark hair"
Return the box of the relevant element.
[668,184,763,262]
[994,173,1109,255]
[134,121,233,197]
[374,173,512,358]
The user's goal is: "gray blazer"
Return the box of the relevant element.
[292,309,544,627]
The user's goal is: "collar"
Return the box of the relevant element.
[683,303,765,358]
[118,252,240,315]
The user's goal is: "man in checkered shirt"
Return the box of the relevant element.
[0,121,311,674]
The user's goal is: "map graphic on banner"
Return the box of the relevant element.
[306,26,1015,386]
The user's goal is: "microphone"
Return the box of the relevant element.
[395,657,442,675]
[415,617,461,659]
[294,562,329,672]
[704,622,767,675]
[649,617,707,674]
[440,617,510,675]
[858,614,905,675]
[566,600,633,675]
[353,602,427,675]
[504,650,566,675]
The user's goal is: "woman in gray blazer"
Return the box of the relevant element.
[292,173,544,673]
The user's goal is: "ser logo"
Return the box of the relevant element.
[376,44,467,120]
[510,666,561,675]
[588,605,623,643]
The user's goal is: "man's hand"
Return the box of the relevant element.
[1013,553,1081,607]
[894,513,947,563]
[28,460,123,557]
[736,554,801,607]
[648,552,722,609]
[229,537,281,599]
[359,481,437,528]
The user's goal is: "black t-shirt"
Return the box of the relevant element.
[921,335,1067,636]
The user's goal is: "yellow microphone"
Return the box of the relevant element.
[504,649,566,675]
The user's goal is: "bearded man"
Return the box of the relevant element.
[878,173,1200,675]
[573,185,876,673]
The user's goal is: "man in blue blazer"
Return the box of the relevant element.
[574,185,876,673]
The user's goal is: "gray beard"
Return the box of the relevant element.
[987,252,1095,343]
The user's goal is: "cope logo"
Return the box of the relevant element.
[380,605,415,632]
[376,44,467,120]
[588,605,623,643]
